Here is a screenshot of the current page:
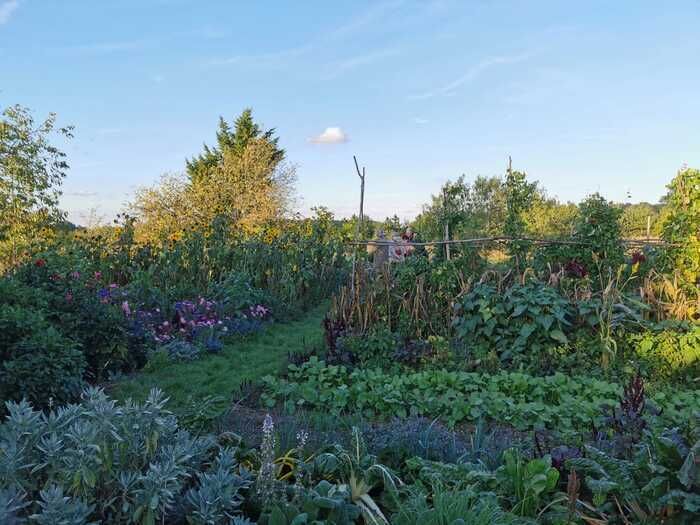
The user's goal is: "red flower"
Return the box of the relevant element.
[564,259,588,278]
[631,251,646,265]
[35,259,46,267]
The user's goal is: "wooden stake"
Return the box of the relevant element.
[443,186,450,260]
[354,156,365,232]
[646,215,651,241]
[351,156,366,292]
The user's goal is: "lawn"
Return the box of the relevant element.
[111,303,327,411]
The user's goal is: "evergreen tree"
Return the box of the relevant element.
[186,109,284,184]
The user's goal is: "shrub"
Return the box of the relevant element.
[453,282,574,362]
[336,327,398,368]
[0,304,85,410]
[363,417,467,467]
[0,388,252,524]
[8,262,139,381]
[630,324,700,384]
[568,425,700,521]
[661,167,700,297]
[536,193,624,279]
[162,339,201,362]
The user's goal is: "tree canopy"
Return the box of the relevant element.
[185,109,284,185]
[0,104,72,268]
[132,109,294,241]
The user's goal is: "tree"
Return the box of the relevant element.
[189,137,296,234]
[130,173,196,242]
[465,176,508,236]
[186,109,284,184]
[525,195,578,238]
[132,110,295,240]
[0,105,72,269]
[412,175,508,241]
[619,202,661,239]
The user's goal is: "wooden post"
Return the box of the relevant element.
[443,186,450,260]
[354,156,365,231]
[351,156,366,291]
[646,215,651,241]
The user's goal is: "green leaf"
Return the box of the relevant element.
[549,329,568,344]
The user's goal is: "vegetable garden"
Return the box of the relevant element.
[1,104,699,524]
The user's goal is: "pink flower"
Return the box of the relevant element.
[70,271,81,280]
[121,301,131,316]
[109,283,118,289]
[65,291,73,302]
[94,271,102,280]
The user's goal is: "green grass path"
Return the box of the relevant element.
[111,303,327,411]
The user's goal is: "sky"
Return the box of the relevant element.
[2,0,699,225]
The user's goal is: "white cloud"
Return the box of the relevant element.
[413,117,429,125]
[408,53,530,100]
[309,127,348,144]
[0,0,19,25]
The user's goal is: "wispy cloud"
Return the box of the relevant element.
[67,190,99,198]
[206,1,408,71]
[309,127,348,144]
[324,48,399,78]
[408,53,530,100]
[206,44,312,68]
[413,117,429,125]
[0,0,19,25]
[327,0,405,41]
[60,39,148,55]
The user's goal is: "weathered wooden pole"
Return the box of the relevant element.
[351,156,366,292]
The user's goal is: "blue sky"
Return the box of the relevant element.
[2,0,699,224]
